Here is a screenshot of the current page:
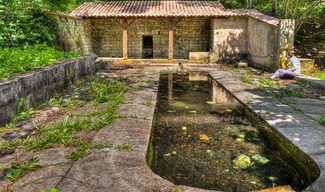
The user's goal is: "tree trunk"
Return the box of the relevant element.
[272,0,278,17]
[246,0,253,9]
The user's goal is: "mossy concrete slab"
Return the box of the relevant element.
[210,68,325,192]
[3,63,325,192]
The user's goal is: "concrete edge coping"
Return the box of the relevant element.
[209,71,325,192]
[79,64,325,191]
[295,75,325,91]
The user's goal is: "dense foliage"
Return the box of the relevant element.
[0,0,58,48]
[221,0,325,40]
[0,0,80,80]
[0,0,323,76]
[0,44,79,80]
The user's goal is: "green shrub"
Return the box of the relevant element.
[3,156,42,181]
[0,44,79,80]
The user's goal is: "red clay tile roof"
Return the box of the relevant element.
[70,1,229,18]
[69,1,279,26]
[246,9,279,26]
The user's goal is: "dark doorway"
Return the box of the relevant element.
[142,35,153,58]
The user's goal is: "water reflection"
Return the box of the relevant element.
[150,72,303,192]
[168,73,173,100]
[189,71,209,81]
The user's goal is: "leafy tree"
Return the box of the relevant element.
[278,0,324,36]
[220,0,245,9]
[0,0,57,48]
[253,0,324,40]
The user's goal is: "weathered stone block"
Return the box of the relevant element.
[0,54,97,126]
[300,58,315,71]
[0,80,18,108]
[0,103,16,124]
[189,52,210,63]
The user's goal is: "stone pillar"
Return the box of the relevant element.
[116,19,136,60]
[168,19,174,60]
[276,19,295,69]
[122,19,128,60]
[168,74,173,100]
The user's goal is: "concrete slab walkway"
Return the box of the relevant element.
[1,63,325,192]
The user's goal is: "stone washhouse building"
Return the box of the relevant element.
[54,1,295,71]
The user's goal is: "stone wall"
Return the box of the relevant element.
[90,19,123,57]
[209,16,288,71]
[55,16,87,55]
[247,17,278,71]
[276,19,295,70]
[0,54,97,126]
[128,19,167,58]
[82,19,93,54]
[173,19,210,59]
[89,18,210,59]
[210,17,248,63]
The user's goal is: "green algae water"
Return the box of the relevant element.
[149,72,304,192]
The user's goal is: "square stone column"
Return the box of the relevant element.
[276,19,295,69]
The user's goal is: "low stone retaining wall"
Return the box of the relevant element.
[300,58,316,72]
[0,54,97,126]
[189,52,210,63]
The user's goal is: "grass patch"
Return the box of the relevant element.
[255,85,269,93]
[65,141,91,161]
[114,143,133,152]
[239,72,255,85]
[0,140,17,151]
[38,188,58,192]
[92,142,113,149]
[317,114,325,126]
[141,100,153,106]
[14,98,35,122]
[3,156,42,182]
[129,85,142,91]
[258,77,277,87]
[21,78,126,152]
[1,75,127,182]
[47,97,63,107]
[0,44,79,81]
[22,116,77,150]
[85,77,127,104]
[268,87,310,99]
[1,98,35,130]
[303,70,325,80]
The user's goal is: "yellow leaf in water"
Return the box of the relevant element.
[236,138,245,142]
[199,134,209,141]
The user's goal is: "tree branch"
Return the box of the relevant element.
[296,29,325,39]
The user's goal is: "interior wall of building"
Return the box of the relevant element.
[173,19,210,59]
[90,19,123,57]
[88,18,210,59]
[85,16,289,71]
[127,19,168,59]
